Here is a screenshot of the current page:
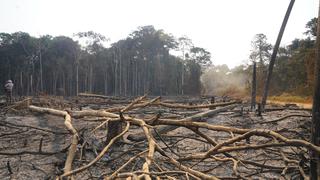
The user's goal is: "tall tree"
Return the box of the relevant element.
[261,0,295,108]
[311,2,320,179]
[249,34,272,95]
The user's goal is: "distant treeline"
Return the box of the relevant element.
[202,18,317,97]
[0,26,211,96]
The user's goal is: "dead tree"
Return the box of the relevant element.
[261,0,295,109]
[311,2,320,179]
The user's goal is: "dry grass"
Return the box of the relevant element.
[268,93,312,104]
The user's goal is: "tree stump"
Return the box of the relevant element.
[106,121,123,145]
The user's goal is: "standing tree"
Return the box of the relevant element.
[74,31,108,93]
[177,36,194,94]
[311,2,320,179]
[261,0,295,108]
[251,61,257,110]
[249,34,272,95]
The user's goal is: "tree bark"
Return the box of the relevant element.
[105,120,123,145]
[310,1,320,179]
[76,63,79,96]
[251,61,257,110]
[39,41,43,92]
[261,0,295,109]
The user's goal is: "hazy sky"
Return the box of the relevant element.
[0,0,318,68]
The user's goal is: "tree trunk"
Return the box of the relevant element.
[181,65,184,95]
[115,50,118,96]
[76,63,79,96]
[20,71,23,96]
[106,121,123,145]
[119,48,122,96]
[104,70,108,95]
[30,74,33,96]
[89,64,93,93]
[39,42,43,92]
[251,61,257,110]
[310,1,320,179]
[261,0,295,109]
[53,72,58,95]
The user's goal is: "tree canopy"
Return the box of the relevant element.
[0,26,212,96]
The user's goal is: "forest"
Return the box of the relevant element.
[0,18,317,100]
[0,26,211,97]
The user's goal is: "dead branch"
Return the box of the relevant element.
[60,122,130,178]
[28,105,78,177]
[127,104,239,141]
[154,100,240,109]
[0,96,316,179]
[121,95,147,113]
[257,114,311,124]
[106,150,148,179]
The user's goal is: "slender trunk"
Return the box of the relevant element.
[20,71,23,96]
[104,71,108,95]
[124,63,127,96]
[27,75,30,96]
[89,64,93,93]
[84,70,88,93]
[114,50,118,96]
[76,63,79,96]
[182,65,184,95]
[251,62,257,110]
[39,42,43,92]
[261,0,295,108]
[310,2,320,179]
[30,74,33,96]
[53,72,57,95]
[119,48,122,96]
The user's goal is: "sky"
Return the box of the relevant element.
[0,0,318,68]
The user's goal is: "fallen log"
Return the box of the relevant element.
[154,100,240,109]
[16,97,316,179]
[78,93,126,100]
[265,107,312,112]
[257,114,311,124]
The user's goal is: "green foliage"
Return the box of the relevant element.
[249,33,272,66]
[304,18,317,38]
[227,17,317,98]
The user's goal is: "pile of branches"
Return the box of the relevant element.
[0,94,316,179]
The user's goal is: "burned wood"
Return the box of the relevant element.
[155,100,240,109]
[0,95,317,179]
[127,104,239,141]
[6,161,12,175]
[78,93,126,100]
[28,105,78,177]
[257,114,311,124]
[60,122,130,179]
